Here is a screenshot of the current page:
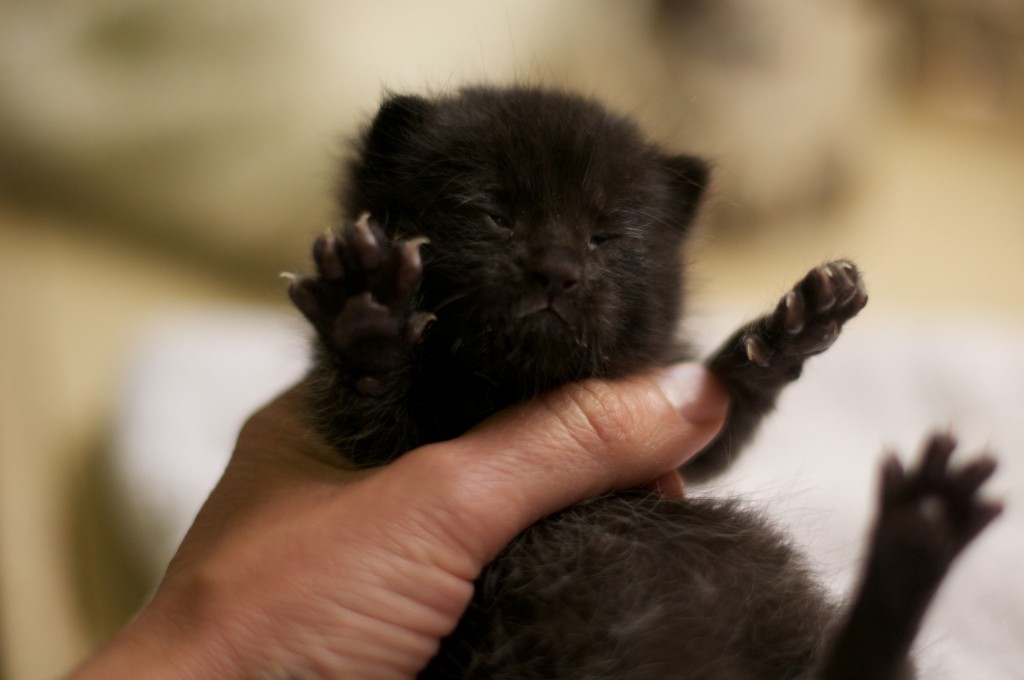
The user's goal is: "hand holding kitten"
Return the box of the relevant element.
[69,366,727,679]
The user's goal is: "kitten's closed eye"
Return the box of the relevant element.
[484,213,512,231]
[589,233,622,247]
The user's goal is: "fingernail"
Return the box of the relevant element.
[654,364,729,424]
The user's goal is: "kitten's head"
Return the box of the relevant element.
[344,86,709,390]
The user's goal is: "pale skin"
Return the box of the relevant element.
[71,363,728,679]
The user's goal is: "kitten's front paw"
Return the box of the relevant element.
[876,433,1001,573]
[743,260,868,369]
[288,214,433,376]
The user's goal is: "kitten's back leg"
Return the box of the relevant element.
[812,434,1001,680]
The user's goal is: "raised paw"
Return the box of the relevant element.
[811,436,1001,680]
[287,213,433,353]
[743,259,868,368]
[875,433,1001,572]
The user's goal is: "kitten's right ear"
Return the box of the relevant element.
[363,93,434,160]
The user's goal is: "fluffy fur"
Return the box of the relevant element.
[424,492,833,680]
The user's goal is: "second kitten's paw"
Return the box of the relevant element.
[288,213,433,353]
[743,260,868,368]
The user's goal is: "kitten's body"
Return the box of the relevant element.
[427,493,834,680]
[288,86,998,679]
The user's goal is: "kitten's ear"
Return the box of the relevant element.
[345,93,435,222]
[662,154,711,223]
[363,93,434,160]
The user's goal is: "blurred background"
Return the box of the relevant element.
[1,1,1023,677]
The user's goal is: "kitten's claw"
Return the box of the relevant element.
[313,231,345,280]
[833,262,861,307]
[782,291,806,335]
[744,336,770,368]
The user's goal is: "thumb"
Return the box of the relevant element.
[388,363,728,568]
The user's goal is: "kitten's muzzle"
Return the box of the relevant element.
[528,252,582,298]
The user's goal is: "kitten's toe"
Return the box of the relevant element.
[391,236,429,309]
[833,261,864,308]
[288,275,324,326]
[782,291,806,335]
[313,231,345,280]
[806,264,838,313]
[345,212,383,270]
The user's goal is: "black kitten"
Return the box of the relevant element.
[291,86,709,466]
[287,86,999,679]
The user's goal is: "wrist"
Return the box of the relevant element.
[69,596,235,680]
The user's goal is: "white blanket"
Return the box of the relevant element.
[109,309,1024,678]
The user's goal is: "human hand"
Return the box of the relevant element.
[70,364,728,679]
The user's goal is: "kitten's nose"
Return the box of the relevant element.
[530,256,581,297]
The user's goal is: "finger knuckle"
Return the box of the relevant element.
[544,379,639,456]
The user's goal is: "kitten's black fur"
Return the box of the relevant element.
[287,86,999,679]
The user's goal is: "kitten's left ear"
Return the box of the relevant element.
[662,154,711,222]
[343,93,436,222]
